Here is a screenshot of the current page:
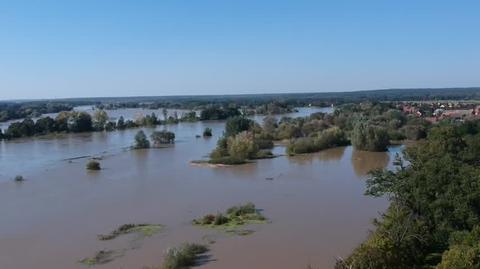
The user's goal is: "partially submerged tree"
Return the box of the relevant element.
[351,121,389,151]
[203,127,212,137]
[151,130,175,146]
[134,130,150,149]
[86,160,101,170]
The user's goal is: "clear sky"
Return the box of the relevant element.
[1,0,479,100]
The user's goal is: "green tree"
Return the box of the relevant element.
[151,130,175,146]
[351,122,389,151]
[227,131,258,160]
[134,130,150,149]
[117,116,126,130]
[203,127,212,137]
[34,117,56,134]
[225,116,253,137]
[93,110,109,130]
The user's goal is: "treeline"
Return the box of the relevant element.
[0,102,73,122]
[336,119,480,269]
[0,110,198,140]
[88,88,480,111]
[10,87,479,112]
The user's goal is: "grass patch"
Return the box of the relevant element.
[207,156,249,165]
[226,229,255,236]
[192,202,267,231]
[97,224,163,241]
[79,249,122,266]
[160,243,209,269]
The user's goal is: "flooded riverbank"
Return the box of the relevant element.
[0,107,396,269]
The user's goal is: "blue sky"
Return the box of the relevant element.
[0,0,479,100]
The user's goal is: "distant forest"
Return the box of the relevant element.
[2,87,480,122]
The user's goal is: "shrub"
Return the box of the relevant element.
[14,175,25,182]
[203,128,212,137]
[86,160,101,170]
[161,243,209,269]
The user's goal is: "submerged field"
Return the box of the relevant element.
[0,107,396,269]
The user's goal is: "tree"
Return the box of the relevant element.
[35,117,56,134]
[162,108,168,121]
[151,130,175,146]
[117,116,126,130]
[105,121,116,131]
[339,121,480,269]
[262,116,278,133]
[93,110,109,130]
[225,116,253,137]
[55,111,70,132]
[351,121,389,151]
[134,130,150,149]
[227,131,258,160]
[203,128,212,137]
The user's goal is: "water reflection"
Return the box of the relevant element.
[351,149,390,177]
[317,146,347,162]
[286,146,347,166]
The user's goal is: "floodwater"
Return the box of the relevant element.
[0,107,398,269]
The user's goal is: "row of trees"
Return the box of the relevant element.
[0,110,198,140]
[336,120,480,268]
[0,102,73,122]
[134,130,176,149]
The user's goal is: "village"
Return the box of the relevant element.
[398,101,480,122]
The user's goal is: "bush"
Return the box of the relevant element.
[161,243,209,269]
[86,160,101,170]
[286,127,348,155]
[203,127,212,137]
[14,175,25,182]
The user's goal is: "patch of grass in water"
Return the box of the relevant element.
[79,249,123,266]
[192,202,267,232]
[145,243,209,269]
[226,229,255,236]
[97,224,163,241]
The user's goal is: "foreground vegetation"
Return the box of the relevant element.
[158,243,209,269]
[79,250,122,266]
[335,119,480,269]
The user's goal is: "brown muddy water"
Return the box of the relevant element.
[0,107,399,269]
